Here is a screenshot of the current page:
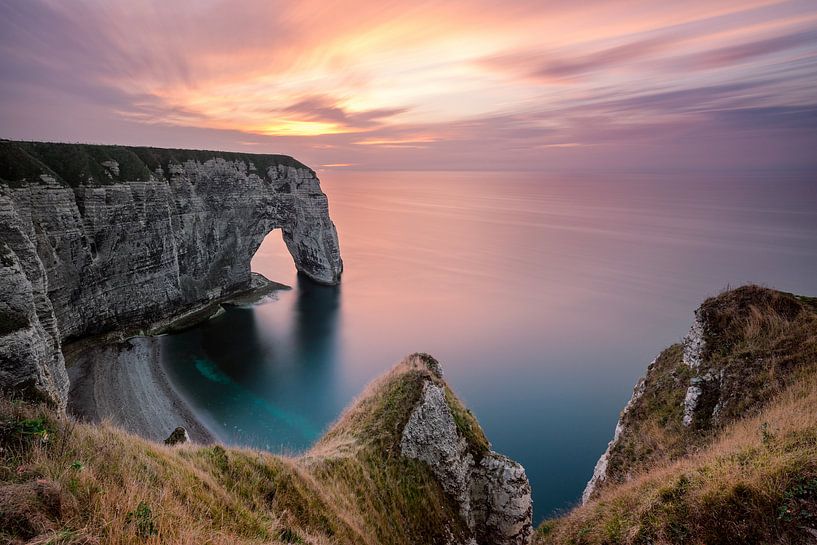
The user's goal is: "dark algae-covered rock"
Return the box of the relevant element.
[164,427,190,446]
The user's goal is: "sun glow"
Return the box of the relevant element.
[256,120,351,137]
[2,0,815,169]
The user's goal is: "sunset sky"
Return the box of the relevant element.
[1,0,816,170]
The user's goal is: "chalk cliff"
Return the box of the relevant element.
[0,140,342,408]
[581,286,817,503]
[310,353,533,545]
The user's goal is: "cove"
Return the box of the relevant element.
[160,169,817,522]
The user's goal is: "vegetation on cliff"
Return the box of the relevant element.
[537,286,817,545]
[0,354,489,545]
[2,285,814,544]
[0,140,307,188]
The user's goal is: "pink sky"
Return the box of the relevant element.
[1,0,816,170]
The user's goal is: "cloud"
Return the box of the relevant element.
[1,0,816,169]
[480,34,681,82]
[674,29,817,70]
[280,96,406,129]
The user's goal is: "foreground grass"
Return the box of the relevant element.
[0,355,471,545]
[536,371,817,544]
[538,286,817,545]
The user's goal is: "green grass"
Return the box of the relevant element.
[0,139,308,188]
[590,286,817,498]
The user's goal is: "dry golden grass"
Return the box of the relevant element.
[0,353,479,545]
[596,286,817,495]
[538,286,817,544]
[537,371,817,544]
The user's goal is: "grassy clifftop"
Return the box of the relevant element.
[0,139,308,188]
[537,286,817,545]
[0,354,486,545]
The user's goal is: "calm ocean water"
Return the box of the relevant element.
[160,170,817,521]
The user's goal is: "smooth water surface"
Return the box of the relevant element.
[161,170,817,521]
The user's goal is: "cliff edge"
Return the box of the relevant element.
[538,286,817,545]
[0,140,343,409]
[0,353,532,545]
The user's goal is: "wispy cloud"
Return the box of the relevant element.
[1,0,815,169]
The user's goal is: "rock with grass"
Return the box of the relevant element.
[543,286,817,544]
[314,352,533,545]
[164,427,190,446]
[582,286,817,502]
[1,353,531,545]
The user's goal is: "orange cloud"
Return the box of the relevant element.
[2,0,816,169]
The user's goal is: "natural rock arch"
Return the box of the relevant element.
[0,141,343,409]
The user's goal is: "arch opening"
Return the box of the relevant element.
[251,228,299,286]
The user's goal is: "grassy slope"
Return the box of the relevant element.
[0,139,307,188]
[3,287,814,544]
[537,286,817,545]
[0,354,486,545]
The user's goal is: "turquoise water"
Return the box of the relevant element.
[160,170,817,521]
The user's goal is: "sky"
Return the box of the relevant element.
[1,0,816,170]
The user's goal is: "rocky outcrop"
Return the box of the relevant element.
[470,453,533,545]
[682,309,706,368]
[580,373,647,504]
[0,239,68,411]
[581,286,817,503]
[0,140,342,408]
[400,364,533,545]
[164,427,190,446]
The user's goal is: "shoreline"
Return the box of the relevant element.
[65,273,290,445]
[67,335,217,444]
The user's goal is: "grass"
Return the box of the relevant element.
[0,354,475,545]
[592,286,817,497]
[0,139,308,188]
[536,371,817,544]
[3,286,813,544]
[537,286,817,544]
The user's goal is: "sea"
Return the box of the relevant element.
[160,169,817,522]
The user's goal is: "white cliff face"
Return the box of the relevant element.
[681,311,710,427]
[470,453,533,545]
[0,142,342,408]
[682,382,703,427]
[581,373,647,504]
[400,382,476,518]
[583,310,711,502]
[682,310,706,368]
[0,240,67,411]
[400,380,533,545]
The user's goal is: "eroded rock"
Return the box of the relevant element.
[400,372,533,545]
[164,426,190,445]
[0,142,342,408]
[682,310,706,368]
[581,372,647,504]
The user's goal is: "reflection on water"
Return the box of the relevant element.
[161,275,340,451]
[161,170,817,521]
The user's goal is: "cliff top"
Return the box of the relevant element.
[0,353,524,545]
[539,285,817,544]
[312,352,490,460]
[0,139,310,188]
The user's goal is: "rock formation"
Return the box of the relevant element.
[398,356,533,545]
[580,373,646,504]
[164,427,190,446]
[581,286,817,503]
[309,353,533,545]
[0,140,342,408]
